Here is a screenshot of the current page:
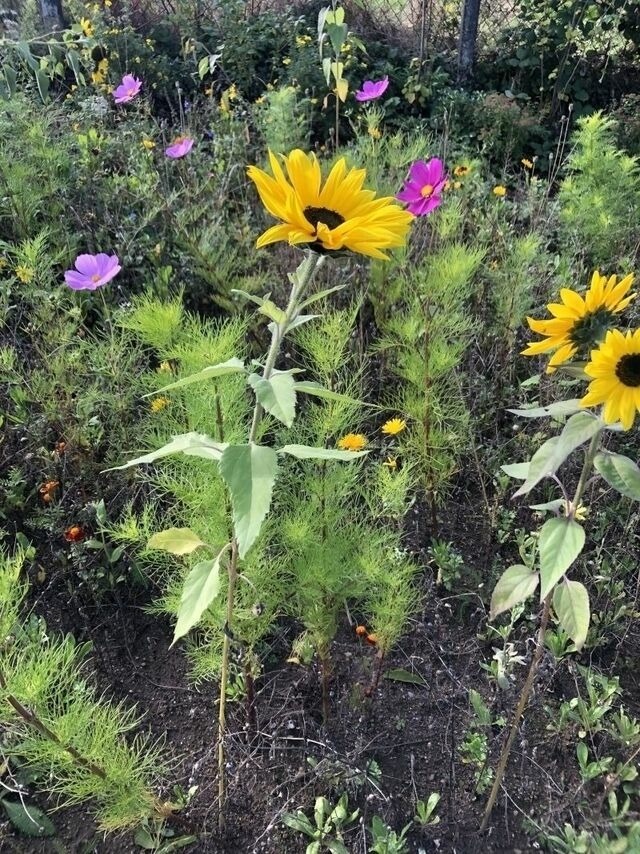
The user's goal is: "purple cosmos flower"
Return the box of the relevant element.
[165,136,194,159]
[112,74,142,105]
[396,157,448,216]
[64,253,121,291]
[354,76,389,102]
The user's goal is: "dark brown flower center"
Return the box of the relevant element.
[303,206,345,232]
[615,353,640,387]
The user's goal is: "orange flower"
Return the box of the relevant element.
[39,480,60,503]
[365,633,378,646]
[355,625,368,637]
[54,441,67,456]
[64,525,85,543]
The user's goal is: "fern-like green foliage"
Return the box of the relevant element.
[255,84,311,154]
[559,113,640,266]
[0,550,162,831]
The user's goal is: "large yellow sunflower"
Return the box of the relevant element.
[581,328,640,430]
[247,150,414,260]
[522,271,635,373]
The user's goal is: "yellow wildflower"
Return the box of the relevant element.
[150,396,170,413]
[521,158,533,169]
[15,265,35,284]
[493,185,507,197]
[141,138,156,150]
[337,433,367,452]
[282,57,292,66]
[382,457,398,470]
[368,126,381,140]
[80,17,94,37]
[381,418,406,436]
[453,165,470,177]
[157,361,172,373]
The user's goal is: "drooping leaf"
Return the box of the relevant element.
[66,50,84,86]
[514,413,601,497]
[508,399,583,419]
[294,381,368,407]
[248,371,297,427]
[298,284,346,311]
[35,69,50,103]
[147,528,207,556]
[268,314,320,337]
[553,579,590,650]
[172,546,228,644]
[335,76,349,102]
[490,564,540,619]
[384,668,428,687]
[501,462,530,480]
[529,499,566,513]
[2,65,17,97]
[107,433,227,470]
[257,299,286,324]
[539,517,585,600]
[143,358,245,396]
[279,444,368,461]
[219,444,278,558]
[1,800,55,837]
[594,450,640,501]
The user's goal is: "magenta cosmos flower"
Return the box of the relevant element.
[354,76,389,102]
[112,74,142,105]
[64,253,121,291]
[165,136,194,159]
[396,157,447,216]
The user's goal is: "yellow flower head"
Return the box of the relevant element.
[337,433,367,452]
[522,271,635,373]
[80,17,94,37]
[15,265,35,284]
[368,126,381,140]
[521,158,534,169]
[382,456,398,470]
[157,361,172,373]
[453,181,462,190]
[150,396,170,413]
[141,138,156,150]
[493,185,507,197]
[381,417,406,436]
[247,149,414,260]
[581,328,640,430]
[453,165,470,177]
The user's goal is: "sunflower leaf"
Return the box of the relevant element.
[172,546,228,644]
[508,399,583,419]
[490,565,539,619]
[501,462,530,480]
[107,433,227,470]
[278,444,368,461]
[539,517,585,600]
[594,450,640,501]
[248,371,297,427]
[142,358,245,396]
[147,528,207,556]
[553,579,590,650]
[294,381,371,407]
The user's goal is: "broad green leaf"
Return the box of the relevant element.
[219,444,278,558]
[539,517,585,600]
[335,76,349,102]
[594,450,640,501]
[1,800,55,837]
[66,50,84,86]
[248,370,297,427]
[35,69,50,103]
[326,22,348,55]
[147,528,206,556]
[143,358,245,396]
[501,462,529,480]
[514,413,601,497]
[508,399,582,419]
[490,564,539,619]
[3,66,17,97]
[529,499,566,513]
[279,444,368,461]
[172,545,228,643]
[16,42,39,71]
[258,299,286,324]
[553,579,590,650]
[384,668,428,687]
[326,6,345,24]
[107,432,227,470]
[294,381,368,407]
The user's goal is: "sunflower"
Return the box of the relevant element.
[247,150,414,260]
[581,328,640,430]
[337,433,367,451]
[522,271,635,373]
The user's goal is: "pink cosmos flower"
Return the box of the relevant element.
[165,136,194,159]
[396,157,447,216]
[354,76,389,102]
[112,74,142,105]
[64,253,121,291]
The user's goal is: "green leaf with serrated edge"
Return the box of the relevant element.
[508,399,582,419]
[147,528,206,556]
[529,499,566,513]
[1,800,55,837]
[594,451,640,501]
[514,412,601,498]
[501,462,529,480]
[258,299,286,324]
[172,546,228,644]
[539,517,585,600]
[553,579,590,650]
[294,381,370,407]
[143,358,245,397]
[490,564,540,619]
[219,444,278,558]
[384,668,428,686]
[298,284,346,311]
[279,444,368,461]
[106,433,226,470]
[247,371,297,427]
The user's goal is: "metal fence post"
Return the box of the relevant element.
[457,0,482,82]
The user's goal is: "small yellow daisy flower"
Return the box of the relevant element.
[141,138,156,150]
[453,165,470,177]
[382,456,398,470]
[80,17,94,37]
[337,433,367,452]
[381,417,406,436]
[15,265,35,284]
[493,185,507,197]
[157,361,172,373]
[453,181,462,190]
[521,158,534,169]
[150,396,170,413]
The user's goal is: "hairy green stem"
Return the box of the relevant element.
[480,427,603,830]
[217,251,324,826]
